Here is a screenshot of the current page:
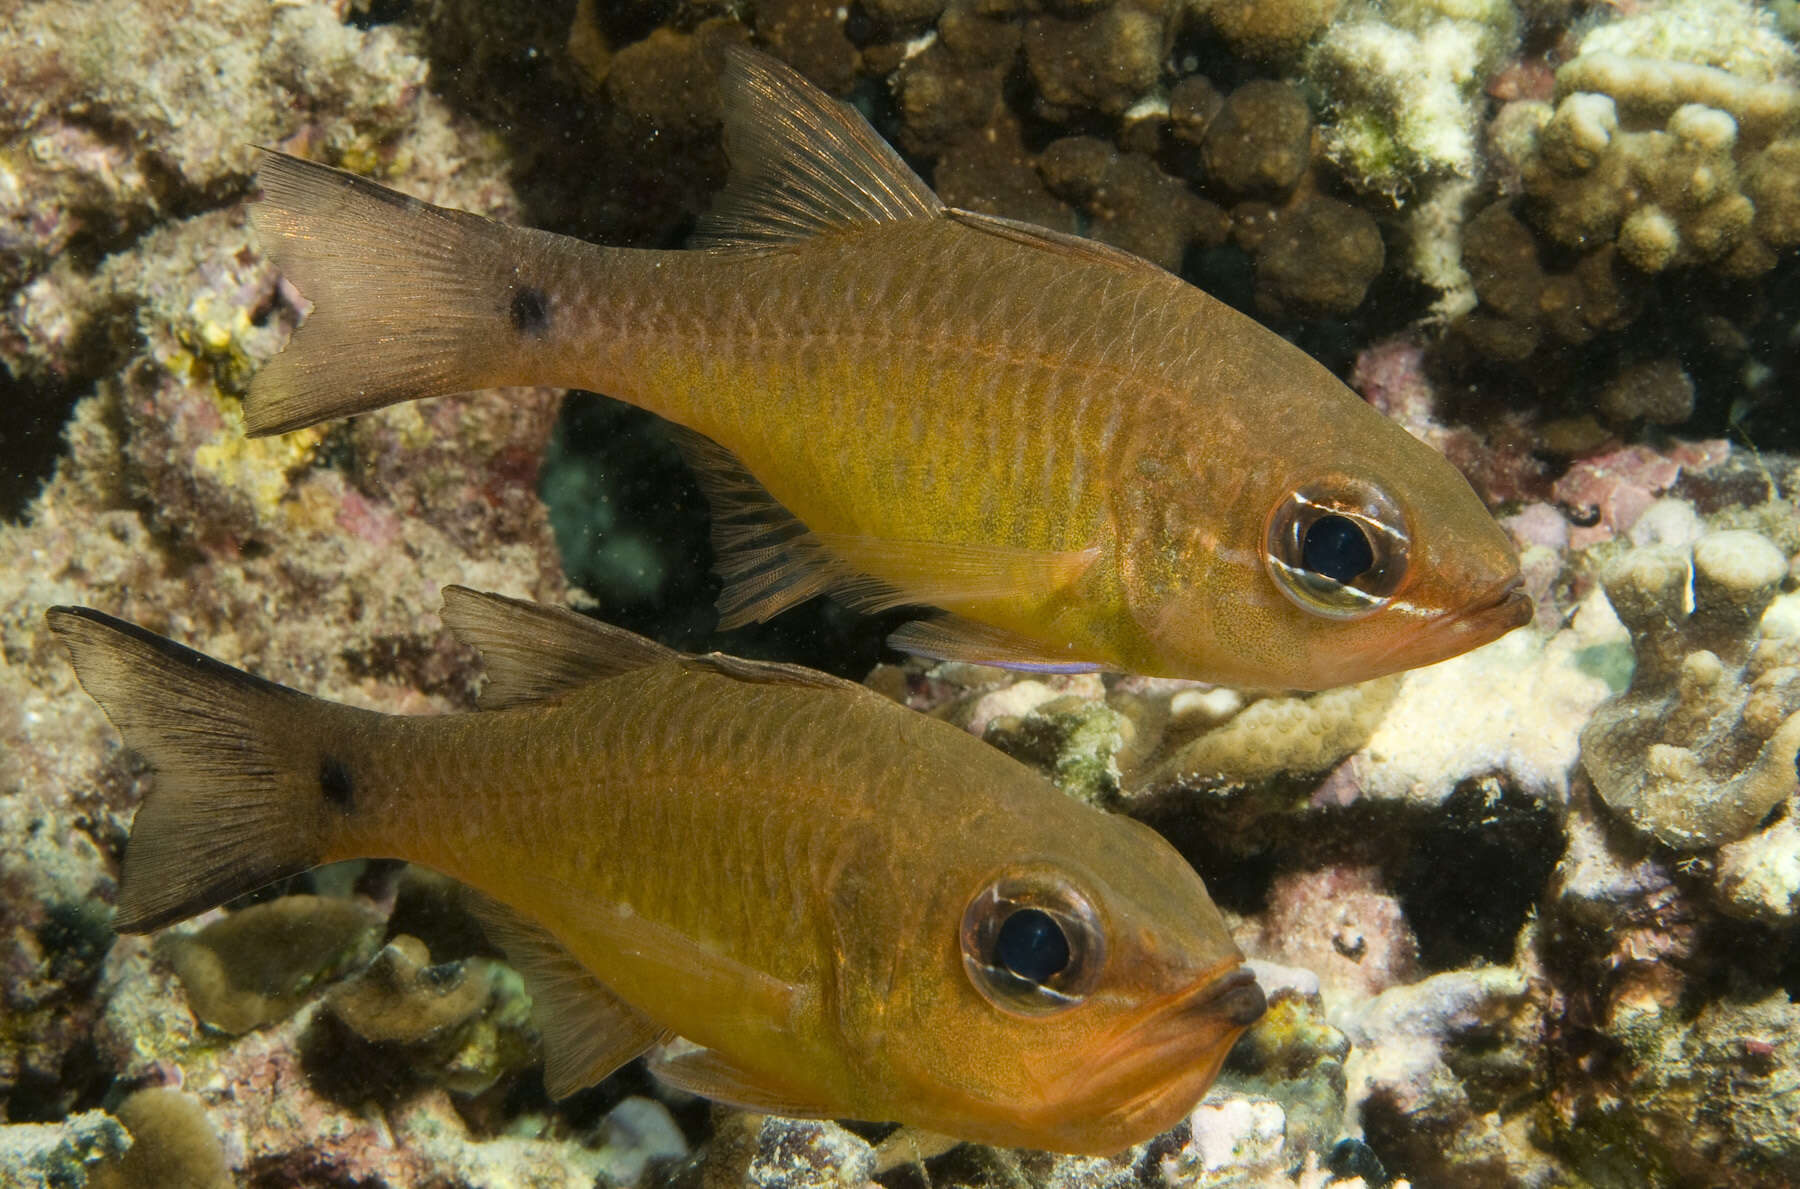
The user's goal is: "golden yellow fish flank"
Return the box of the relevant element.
[242,48,1529,690]
[46,590,1264,1155]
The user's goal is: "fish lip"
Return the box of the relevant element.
[1049,963,1263,1144]
[1178,964,1265,1028]
[1354,572,1531,683]
[1092,961,1264,1072]
[1458,574,1534,634]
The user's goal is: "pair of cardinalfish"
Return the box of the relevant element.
[53,50,1528,1154]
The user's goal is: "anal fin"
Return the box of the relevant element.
[648,1045,839,1119]
[466,893,668,1098]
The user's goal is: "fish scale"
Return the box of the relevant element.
[242,47,1526,685]
[50,583,1263,1152]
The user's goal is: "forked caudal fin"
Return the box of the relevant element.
[45,607,380,933]
[244,152,586,436]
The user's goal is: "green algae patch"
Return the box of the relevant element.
[88,1088,229,1189]
[155,895,386,1035]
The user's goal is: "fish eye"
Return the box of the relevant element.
[1264,477,1410,619]
[960,869,1106,1017]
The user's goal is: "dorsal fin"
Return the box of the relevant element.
[691,46,943,250]
[947,207,1152,274]
[683,652,866,694]
[439,587,678,709]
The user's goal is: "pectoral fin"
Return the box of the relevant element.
[649,1046,839,1119]
[814,535,1101,614]
[673,429,1101,628]
[871,1128,965,1175]
[512,871,809,1041]
[887,614,1108,673]
[466,894,668,1098]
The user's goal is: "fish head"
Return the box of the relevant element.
[873,809,1262,1154]
[1120,408,1531,689]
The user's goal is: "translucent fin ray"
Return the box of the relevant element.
[511,870,807,1037]
[466,893,667,1098]
[246,152,561,435]
[439,587,678,708]
[673,429,1101,630]
[649,1046,839,1118]
[887,614,1109,673]
[691,47,942,250]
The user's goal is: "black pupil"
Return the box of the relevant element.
[1301,514,1374,583]
[995,908,1070,984]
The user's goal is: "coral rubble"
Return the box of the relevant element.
[5,0,1800,1186]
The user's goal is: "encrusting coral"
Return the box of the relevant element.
[322,933,537,1096]
[1134,677,1403,793]
[1582,530,1800,850]
[1303,0,1520,200]
[0,1112,128,1189]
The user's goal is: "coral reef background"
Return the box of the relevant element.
[2,0,1798,1187]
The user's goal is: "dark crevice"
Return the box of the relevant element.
[0,370,80,519]
[1396,781,1563,971]
[540,392,900,678]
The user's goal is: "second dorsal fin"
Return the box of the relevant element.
[439,587,679,709]
[691,46,943,250]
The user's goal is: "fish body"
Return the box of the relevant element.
[48,591,1263,1154]
[246,49,1530,687]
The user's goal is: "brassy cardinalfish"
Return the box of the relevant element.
[242,48,1529,690]
[48,590,1265,1154]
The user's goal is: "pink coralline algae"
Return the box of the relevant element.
[1551,440,1732,549]
[1351,335,1554,507]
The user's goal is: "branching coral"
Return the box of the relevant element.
[1582,530,1800,851]
[1518,90,1798,277]
[1486,0,1800,281]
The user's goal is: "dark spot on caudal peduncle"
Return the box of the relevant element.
[510,286,549,336]
[320,755,355,813]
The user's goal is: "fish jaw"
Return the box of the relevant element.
[988,961,1267,1155]
[1361,571,1534,681]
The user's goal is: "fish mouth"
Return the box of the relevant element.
[1450,574,1534,637]
[1056,963,1265,1138]
[1174,964,1266,1028]
[1354,572,1531,683]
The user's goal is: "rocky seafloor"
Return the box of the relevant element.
[2,0,1798,1186]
